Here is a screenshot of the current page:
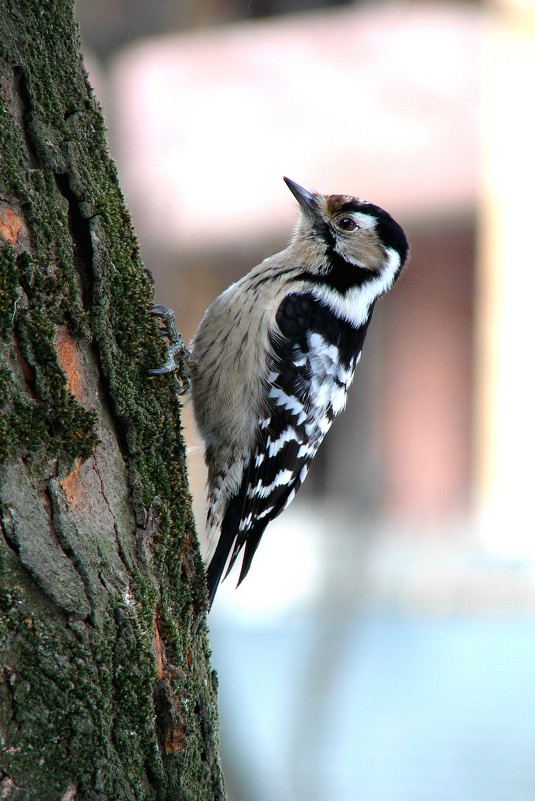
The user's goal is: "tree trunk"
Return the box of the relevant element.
[0,3,225,799]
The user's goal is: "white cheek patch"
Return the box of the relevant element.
[307,247,401,328]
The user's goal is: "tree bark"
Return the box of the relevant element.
[0,2,224,799]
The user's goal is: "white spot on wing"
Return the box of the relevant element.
[257,505,275,520]
[267,427,298,457]
[239,513,253,532]
[282,488,296,510]
[331,385,348,415]
[269,385,307,422]
[247,468,294,499]
[297,442,316,458]
[273,468,293,487]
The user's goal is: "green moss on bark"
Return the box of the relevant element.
[0,563,163,800]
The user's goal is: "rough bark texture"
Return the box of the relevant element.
[0,2,225,799]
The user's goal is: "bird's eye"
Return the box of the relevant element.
[336,216,359,232]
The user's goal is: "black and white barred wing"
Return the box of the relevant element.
[205,293,362,601]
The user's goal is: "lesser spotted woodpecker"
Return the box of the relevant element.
[154,178,409,606]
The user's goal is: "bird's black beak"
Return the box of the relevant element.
[284,177,318,218]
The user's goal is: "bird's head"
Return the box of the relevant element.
[284,177,409,282]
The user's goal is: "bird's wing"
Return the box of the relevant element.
[206,292,365,603]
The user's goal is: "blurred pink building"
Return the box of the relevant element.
[107,1,480,523]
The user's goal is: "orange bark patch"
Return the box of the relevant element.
[60,458,84,510]
[0,208,22,245]
[55,327,86,402]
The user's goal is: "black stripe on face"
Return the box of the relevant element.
[297,252,372,294]
[324,250,373,292]
[310,216,375,293]
[312,218,336,249]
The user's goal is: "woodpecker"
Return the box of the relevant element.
[153,178,409,607]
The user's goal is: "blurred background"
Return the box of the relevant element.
[77,0,535,798]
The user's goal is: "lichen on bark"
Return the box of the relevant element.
[0,2,224,799]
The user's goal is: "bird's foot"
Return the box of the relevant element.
[149,304,192,395]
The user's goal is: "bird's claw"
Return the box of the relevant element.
[149,304,192,395]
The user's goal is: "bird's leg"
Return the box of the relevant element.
[149,304,192,395]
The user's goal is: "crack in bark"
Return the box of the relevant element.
[12,335,37,400]
[1,664,19,735]
[54,172,93,312]
[0,507,21,559]
[153,678,187,757]
[53,173,133,469]
[45,479,97,624]
[1,462,91,619]
[12,65,41,170]
[91,458,132,584]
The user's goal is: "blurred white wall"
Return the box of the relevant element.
[109,2,479,251]
[475,0,535,556]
